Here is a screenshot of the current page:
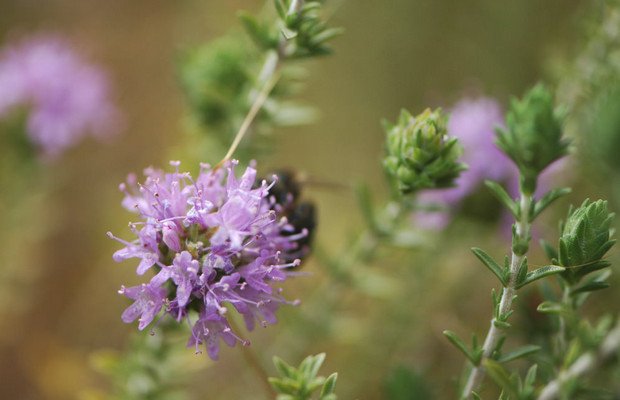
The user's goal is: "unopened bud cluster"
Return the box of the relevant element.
[383,108,465,194]
[496,84,569,194]
[559,199,615,283]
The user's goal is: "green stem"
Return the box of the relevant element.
[557,283,572,356]
[538,320,620,400]
[461,192,533,399]
[216,0,305,168]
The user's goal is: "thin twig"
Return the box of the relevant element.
[461,193,533,399]
[537,320,620,400]
[215,73,280,170]
[215,0,305,169]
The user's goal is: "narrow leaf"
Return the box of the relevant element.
[471,247,507,286]
[269,377,299,394]
[539,239,558,262]
[497,345,540,363]
[524,364,538,388]
[301,2,322,13]
[443,330,478,365]
[536,301,566,315]
[320,373,338,397]
[485,180,519,218]
[483,360,519,397]
[274,0,287,18]
[515,257,528,288]
[298,354,314,376]
[273,356,297,379]
[533,187,571,219]
[493,319,511,329]
[516,265,565,289]
[309,27,345,46]
[570,280,610,295]
[308,353,326,379]
[576,259,612,278]
[239,13,261,37]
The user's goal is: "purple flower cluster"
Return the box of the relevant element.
[109,161,307,359]
[0,34,120,159]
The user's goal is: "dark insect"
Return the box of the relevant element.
[262,170,317,264]
[286,201,316,250]
[268,170,301,207]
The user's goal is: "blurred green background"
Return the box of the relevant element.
[4,0,617,399]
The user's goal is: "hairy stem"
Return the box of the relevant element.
[557,284,572,356]
[537,320,620,400]
[218,73,279,167]
[217,0,305,167]
[461,192,533,399]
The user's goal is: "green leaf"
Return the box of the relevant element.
[485,180,519,218]
[533,187,571,219]
[273,356,297,379]
[516,265,565,289]
[269,377,300,394]
[320,373,338,398]
[524,364,538,388]
[493,319,511,329]
[575,259,612,279]
[308,353,326,379]
[281,26,298,40]
[515,257,528,288]
[483,359,519,398]
[536,301,567,315]
[238,12,274,50]
[570,280,610,295]
[539,239,558,262]
[563,341,582,369]
[497,345,540,363]
[274,0,287,18]
[443,330,480,365]
[309,27,345,46]
[471,247,507,286]
[299,353,325,379]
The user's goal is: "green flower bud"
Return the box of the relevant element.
[559,199,615,282]
[383,108,465,194]
[496,84,569,195]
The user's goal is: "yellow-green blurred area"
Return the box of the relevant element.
[2,0,620,399]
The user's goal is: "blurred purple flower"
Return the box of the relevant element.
[0,34,121,159]
[414,97,512,229]
[109,161,307,360]
[414,97,570,231]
